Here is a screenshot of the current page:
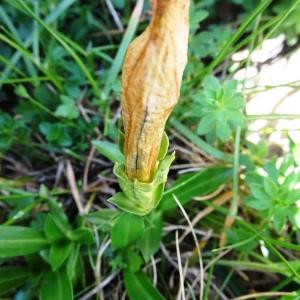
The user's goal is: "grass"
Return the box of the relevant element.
[1,0,300,299]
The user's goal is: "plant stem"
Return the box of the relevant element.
[247,114,300,120]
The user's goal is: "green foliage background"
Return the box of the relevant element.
[1,0,300,299]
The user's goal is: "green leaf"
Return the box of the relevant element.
[49,241,74,272]
[264,162,279,184]
[39,122,72,147]
[228,111,245,127]
[68,244,85,287]
[0,226,49,257]
[108,192,142,215]
[85,209,120,226]
[139,211,162,261]
[223,80,238,99]
[118,130,125,153]
[250,184,270,201]
[203,75,220,91]
[124,270,166,300]
[292,144,300,166]
[111,213,145,249]
[44,214,67,242]
[157,132,169,160]
[227,226,258,253]
[287,189,300,204]
[112,0,125,8]
[15,84,30,98]
[190,8,208,30]
[288,207,300,229]
[263,177,278,197]
[159,167,232,211]
[55,97,79,120]
[226,92,244,108]
[216,122,231,141]
[40,267,73,300]
[12,0,100,96]
[283,172,298,188]
[197,114,215,135]
[191,74,245,142]
[244,196,270,211]
[46,199,72,232]
[93,140,124,163]
[68,228,95,244]
[125,249,143,272]
[0,266,30,296]
[274,208,288,232]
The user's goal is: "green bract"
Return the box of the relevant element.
[106,132,174,216]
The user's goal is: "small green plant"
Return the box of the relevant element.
[54,95,80,120]
[0,193,94,299]
[190,26,233,60]
[190,75,245,142]
[0,112,28,152]
[245,158,300,232]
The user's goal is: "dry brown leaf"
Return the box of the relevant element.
[122,0,190,182]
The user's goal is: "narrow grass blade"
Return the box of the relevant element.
[0,33,62,89]
[191,0,272,86]
[0,6,36,77]
[1,0,76,86]
[10,0,100,97]
[0,76,49,84]
[0,54,26,77]
[45,0,76,23]
[104,0,144,96]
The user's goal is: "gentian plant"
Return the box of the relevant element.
[109,0,190,216]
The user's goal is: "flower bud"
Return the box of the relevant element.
[122,0,190,182]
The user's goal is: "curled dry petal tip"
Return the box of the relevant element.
[122,0,190,182]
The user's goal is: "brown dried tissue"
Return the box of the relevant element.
[122,0,190,182]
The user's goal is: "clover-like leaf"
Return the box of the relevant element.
[55,95,79,120]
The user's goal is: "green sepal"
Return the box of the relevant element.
[118,130,125,154]
[158,132,169,160]
[108,152,175,216]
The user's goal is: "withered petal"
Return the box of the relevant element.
[122,0,190,182]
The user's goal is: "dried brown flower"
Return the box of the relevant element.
[122,0,190,182]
